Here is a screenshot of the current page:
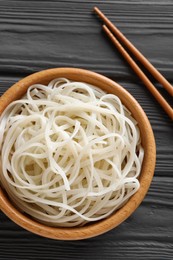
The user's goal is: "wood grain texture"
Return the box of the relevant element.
[0,0,173,259]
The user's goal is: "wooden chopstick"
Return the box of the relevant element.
[94,7,173,119]
[102,25,173,119]
[94,6,173,97]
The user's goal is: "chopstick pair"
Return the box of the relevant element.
[94,7,173,120]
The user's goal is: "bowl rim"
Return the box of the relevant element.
[0,67,156,240]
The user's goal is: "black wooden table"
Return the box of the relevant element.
[0,1,173,259]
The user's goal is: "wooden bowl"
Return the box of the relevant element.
[0,68,156,240]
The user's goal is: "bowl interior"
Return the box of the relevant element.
[0,68,156,240]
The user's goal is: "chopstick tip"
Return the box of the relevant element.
[102,24,114,40]
[93,6,98,12]
[93,6,100,14]
[102,24,109,34]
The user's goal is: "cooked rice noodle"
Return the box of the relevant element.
[0,78,144,227]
